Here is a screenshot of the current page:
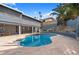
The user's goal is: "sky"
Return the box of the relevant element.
[3,3,59,20]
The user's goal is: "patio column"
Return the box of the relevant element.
[19,25,21,34]
[32,26,34,33]
[18,13,22,34]
[35,27,38,33]
[39,27,41,33]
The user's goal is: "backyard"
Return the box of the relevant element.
[0,3,79,55]
[0,33,79,55]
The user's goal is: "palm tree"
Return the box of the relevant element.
[39,11,42,19]
[52,3,79,26]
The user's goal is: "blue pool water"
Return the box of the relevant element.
[19,33,56,47]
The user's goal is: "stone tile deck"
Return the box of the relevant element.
[0,34,79,55]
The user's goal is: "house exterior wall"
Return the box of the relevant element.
[3,25,16,35]
[0,5,41,27]
[0,4,41,36]
[42,18,57,32]
[0,24,17,36]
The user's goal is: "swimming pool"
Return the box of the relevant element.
[19,33,56,47]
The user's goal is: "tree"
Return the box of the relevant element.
[39,11,42,19]
[51,3,79,26]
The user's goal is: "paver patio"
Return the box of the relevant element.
[0,34,79,55]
